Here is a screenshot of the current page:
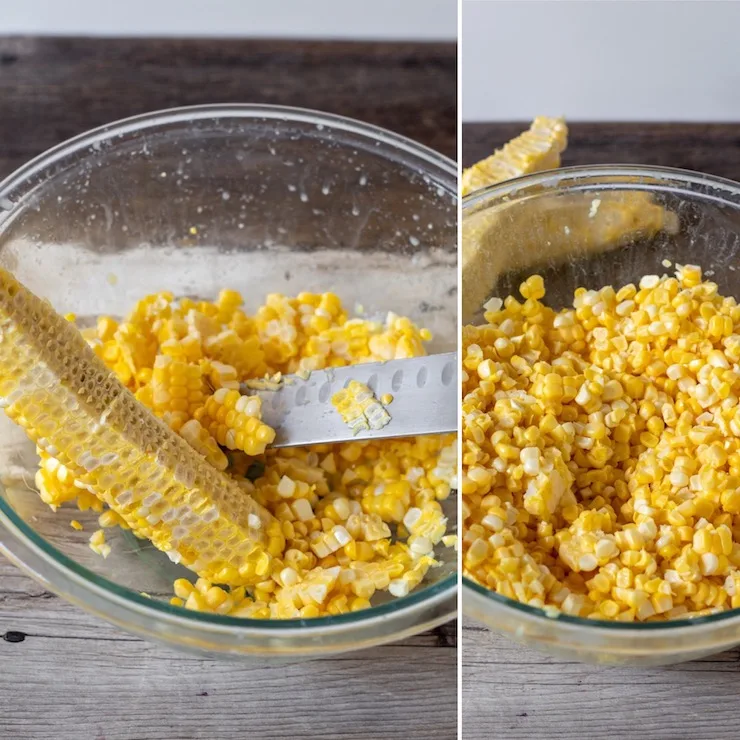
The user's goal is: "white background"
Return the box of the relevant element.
[0,0,457,40]
[7,0,737,121]
[463,0,740,121]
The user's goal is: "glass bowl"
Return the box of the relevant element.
[0,104,457,659]
[463,165,740,666]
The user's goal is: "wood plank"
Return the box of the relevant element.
[0,36,458,740]
[463,621,740,740]
[0,582,457,740]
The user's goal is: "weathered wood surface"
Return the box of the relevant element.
[463,619,740,740]
[0,553,457,739]
[0,36,458,740]
[462,121,740,740]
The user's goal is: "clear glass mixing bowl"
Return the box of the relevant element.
[463,165,740,666]
[0,105,457,659]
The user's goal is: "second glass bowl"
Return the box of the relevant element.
[463,165,740,666]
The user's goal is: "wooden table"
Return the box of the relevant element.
[462,121,740,740]
[0,37,457,740]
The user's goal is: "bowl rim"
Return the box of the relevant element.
[0,103,458,636]
[0,102,457,208]
[462,162,740,633]
[463,162,740,209]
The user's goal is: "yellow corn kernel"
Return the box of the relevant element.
[194,388,276,456]
[520,275,545,301]
[151,354,206,418]
[89,529,111,558]
[204,329,266,379]
[179,418,229,471]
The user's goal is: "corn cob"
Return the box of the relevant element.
[462,188,679,322]
[460,117,683,320]
[0,267,281,586]
[461,116,568,196]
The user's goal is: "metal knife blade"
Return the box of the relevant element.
[243,352,457,448]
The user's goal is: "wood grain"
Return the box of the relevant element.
[462,121,740,740]
[463,620,740,740]
[0,559,457,739]
[0,36,458,740]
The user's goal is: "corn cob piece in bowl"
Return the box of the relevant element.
[461,116,568,197]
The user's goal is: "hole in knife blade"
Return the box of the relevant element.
[391,370,403,391]
[442,361,455,386]
[295,386,308,406]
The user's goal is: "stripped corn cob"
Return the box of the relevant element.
[461,116,568,196]
[460,117,682,322]
[0,267,281,586]
[462,188,678,322]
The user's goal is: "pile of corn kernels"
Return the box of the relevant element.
[36,288,456,619]
[463,264,740,621]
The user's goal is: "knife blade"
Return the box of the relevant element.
[243,352,457,448]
